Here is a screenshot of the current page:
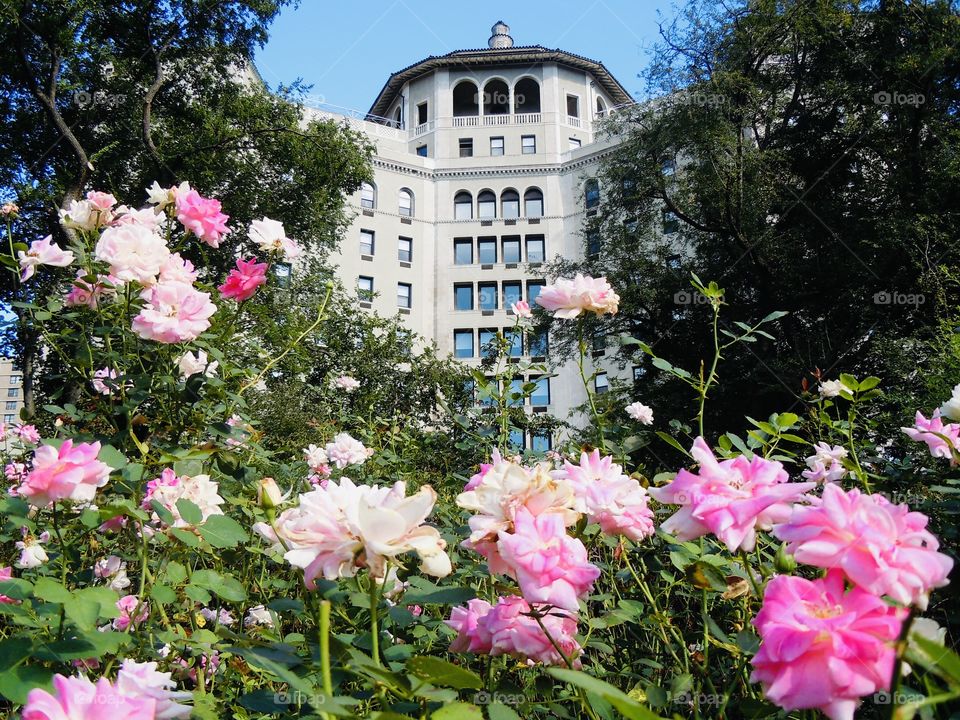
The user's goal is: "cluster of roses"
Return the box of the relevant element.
[446,449,655,667]
[902,381,960,464]
[652,436,953,720]
[303,430,372,482]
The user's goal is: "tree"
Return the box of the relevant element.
[546,0,960,438]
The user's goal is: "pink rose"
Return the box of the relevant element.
[22,674,157,720]
[18,235,75,281]
[218,257,268,302]
[0,566,16,604]
[113,594,149,631]
[132,281,217,343]
[902,410,960,464]
[175,189,230,247]
[86,190,117,211]
[535,274,620,318]
[94,223,170,285]
[447,598,495,653]
[16,440,111,507]
[64,271,115,309]
[510,300,532,318]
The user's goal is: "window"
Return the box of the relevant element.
[360,229,375,255]
[514,77,541,113]
[479,328,498,356]
[566,94,580,119]
[459,138,474,158]
[531,433,552,452]
[569,137,582,150]
[595,372,609,394]
[416,145,428,157]
[528,329,548,357]
[526,236,545,263]
[463,379,476,402]
[398,236,412,262]
[503,281,522,308]
[478,190,496,219]
[502,237,521,264]
[530,376,551,406]
[662,158,676,176]
[501,190,520,219]
[585,179,600,209]
[506,328,523,357]
[524,188,543,218]
[9,376,20,385]
[483,79,509,115]
[3,414,12,424]
[667,254,682,271]
[454,238,473,264]
[454,283,474,311]
[490,136,504,156]
[508,378,524,406]
[399,189,414,217]
[417,102,428,125]
[527,280,545,305]
[358,276,374,301]
[593,332,606,354]
[454,330,474,358]
[454,191,473,220]
[478,282,498,310]
[596,96,607,117]
[479,378,497,406]
[453,81,479,117]
[663,210,680,234]
[587,230,601,259]
[360,182,376,209]
[509,429,525,448]
[397,283,412,309]
[633,365,646,382]
[5,401,16,410]
[478,238,497,264]
[521,135,536,154]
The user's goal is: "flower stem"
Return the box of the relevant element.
[369,576,381,668]
[576,320,606,452]
[318,599,334,720]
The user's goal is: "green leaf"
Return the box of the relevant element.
[403,586,476,606]
[858,376,881,391]
[150,499,175,526]
[655,431,689,456]
[0,578,33,601]
[164,561,187,585]
[760,310,788,323]
[0,664,54,704]
[63,597,101,630]
[0,637,32,672]
[406,657,482,690]
[487,703,522,720]
[175,498,204,525]
[547,668,663,720]
[97,444,127,469]
[911,635,960,685]
[169,527,200,547]
[198,514,249,548]
[33,577,72,604]
[151,584,177,604]
[192,569,247,602]
[431,703,483,720]
[839,373,859,392]
[184,584,212,604]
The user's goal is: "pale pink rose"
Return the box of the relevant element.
[938,383,960,421]
[801,442,848,483]
[485,596,582,667]
[175,189,230,247]
[535,274,620,318]
[86,190,117,212]
[94,555,131,592]
[446,598,495,653]
[324,433,368,469]
[15,528,50,569]
[2,202,19,217]
[115,659,192,719]
[18,235,75,281]
[244,605,274,628]
[16,440,111,507]
[91,367,120,396]
[303,444,329,473]
[22,674,158,720]
[560,450,654,541]
[143,470,224,528]
[94,223,170,285]
[773,483,953,608]
[818,379,852,398]
[200,607,235,627]
[177,350,218,380]
[59,199,111,232]
[218,257,268,302]
[158,253,198,284]
[649,437,816,552]
[902,410,960,464]
[497,508,600,612]
[751,570,905,720]
[113,594,149,631]
[0,566,15,604]
[13,424,41,444]
[248,217,302,259]
[146,180,190,210]
[330,375,360,393]
[464,449,504,491]
[625,401,654,425]
[225,414,252,448]
[64,271,115,308]
[132,281,216,343]
[4,462,26,485]
[510,300,532,318]
[112,205,165,232]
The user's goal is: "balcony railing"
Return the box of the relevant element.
[414,120,435,136]
[452,116,479,127]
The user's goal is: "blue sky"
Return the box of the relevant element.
[255,0,678,114]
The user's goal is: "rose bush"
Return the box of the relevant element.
[0,189,956,720]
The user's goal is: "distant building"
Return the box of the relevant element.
[0,358,24,449]
[308,23,636,448]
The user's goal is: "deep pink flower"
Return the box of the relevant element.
[64,271,114,309]
[218,257,268,302]
[16,440,111,507]
[113,594,149,631]
[175,189,230,247]
[773,483,953,608]
[446,598,494,653]
[18,235,75,281]
[751,570,905,720]
[22,674,157,720]
[902,410,960,464]
[497,508,600,612]
[0,566,16,604]
[535,274,619,318]
[13,424,41,444]
[649,437,815,552]
[560,450,654,541]
[132,281,217,343]
[485,596,582,667]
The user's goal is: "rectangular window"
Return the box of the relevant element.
[528,328,548,358]
[526,236,545,263]
[417,102,428,125]
[360,229,375,255]
[502,237,521,264]
[397,282,412,309]
[454,330,474,358]
[569,137,582,150]
[9,376,20,385]
[398,236,412,262]
[478,238,497,264]
[454,238,474,264]
[455,195,473,220]
[592,332,606,354]
[530,376,551,406]
[633,365,646,382]
[506,328,523,358]
[360,184,376,209]
[454,283,474,311]
[531,433,552,452]
[521,135,536,154]
[663,210,680,234]
[508,378,524,407]
[358,276,374,301]
[508,429,526,448]
[8,388,19,398]
[527,280,545,306]
[416,145,428,157]
[459,138,474,158]
[3,414,12,424]
[5,401,16,410]
[587,231,601,259]
[502,194,520,219]
[566,94,580,118]
[503,281,522,308]
[490,136,504,156]
[478,282,498,310]
[595,372,609,394]
[479,329,497,357]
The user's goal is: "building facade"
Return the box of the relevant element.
[0,358,25,451]
[309,23,634,448]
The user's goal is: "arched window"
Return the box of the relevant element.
[398,188,414,217]
[514,77,541,114]
[524,188,544,218]
[454,191,473,220]
[453,81,480,117]
[501,189,520,219]
[360,182,376,209]
[393,105,403,129]
[585,179,600,209]
[478,190,497,219]
[596,97,607,118]
[483,79,509,115]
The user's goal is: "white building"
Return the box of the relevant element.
[311,23,634,448]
